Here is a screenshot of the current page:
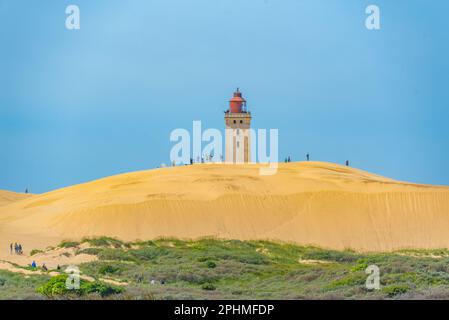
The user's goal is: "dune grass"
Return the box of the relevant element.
[6,238,449,299]
[75,238,449,299]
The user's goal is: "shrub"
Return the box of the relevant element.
[98,249,134,261]
[59,241,79,248]
[80,281,123,297]
[351,259,369,272]
[37,275,123,297]
[76,247,102,256]
[99,264,121,275]
[197,256,211,262]
[206,261,216,269]
[201,283,216,291]
[302,249,361,263]
[30,249,43,256]
[177,271,217,285]
[130,247,169,261]
[37,275,71,296]
[83,237,126,248]
[382,285,409,297]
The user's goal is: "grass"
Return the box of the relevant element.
[74,238,449,299]
[30,249,44,256]
[0,270,50,299]
[5,238,449,299]
[82,236,130,249]
[59,241,80,248]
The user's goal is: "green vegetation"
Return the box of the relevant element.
[30,249,44,256]
[0,270,50,299]
[82,236,129,249]
[5,238,449,299]
[37,274,123,298]
[59,241,80,248]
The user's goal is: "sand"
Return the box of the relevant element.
[0,161,448,256]
[0,190,32,207]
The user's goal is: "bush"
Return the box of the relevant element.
[83,237,126,248]
[99,264,121,275]
[201,283,216,291]
[382,285,409,297]
[37,275,71,296]
[76,247,102,256]
[302,249,361,263]
[130,247,169,261]
[30,249,43,256]
[351,259,369,272]
[206,261,216,269]
[59,241,80,248]
[98,249,134,261]
[80,281,123,297]
[197,256,211,262]
[37,275,123,297]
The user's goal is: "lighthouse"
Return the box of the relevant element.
[224,88,252,163]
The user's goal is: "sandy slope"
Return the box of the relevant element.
[0,190,32,207]
[0,162,448,253]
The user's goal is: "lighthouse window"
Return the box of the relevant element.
[240,120,243,124]
[233,120,236,124]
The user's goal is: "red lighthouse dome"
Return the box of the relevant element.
[229,88,246,113]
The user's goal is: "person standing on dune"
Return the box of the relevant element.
[10,243,12,254]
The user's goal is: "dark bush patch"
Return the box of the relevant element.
[201,283,216,291]
[59,241,80,248]
[37,275,123,297]
[382,285,409,297]
[83,237,127,248]
[99,264,122,275]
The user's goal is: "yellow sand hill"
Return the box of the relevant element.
[0,162,448,252]
[0,190,32,207]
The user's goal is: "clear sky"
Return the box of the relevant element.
[1,0,448,193]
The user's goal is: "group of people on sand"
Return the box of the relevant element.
[10,242,23,255]
[7,243,61,272]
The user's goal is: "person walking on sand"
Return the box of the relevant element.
[14,242,18,254]
[10,243,13,254]
[306,153,310,161]
[42,263,48,272]
[31,261,36,268]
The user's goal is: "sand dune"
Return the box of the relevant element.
[0,190,32,207]
[0,162,448,253]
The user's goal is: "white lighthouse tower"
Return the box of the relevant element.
[224,88,252,163]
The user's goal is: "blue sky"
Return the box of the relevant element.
[1,0,448,193]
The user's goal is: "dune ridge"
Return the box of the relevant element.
[0,161,448,253]
[0,190,32,207]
